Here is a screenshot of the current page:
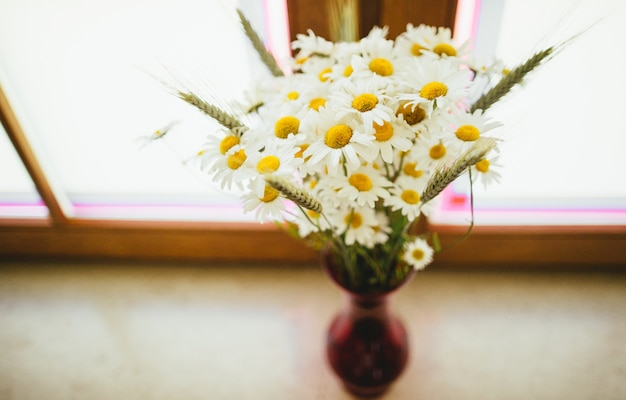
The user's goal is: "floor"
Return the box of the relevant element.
[0,261,624,400]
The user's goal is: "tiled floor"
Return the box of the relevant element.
[0,261,624,399]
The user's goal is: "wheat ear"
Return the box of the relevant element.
[327,0,359,42]
[265,175,323,214]
[178,92,246,132]
[421,138,498,204]
[470,47,554,113]
[237,9,284,77]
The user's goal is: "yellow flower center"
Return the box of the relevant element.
[219,135,240,155]
[345,212,363,229]
[429,143,446,160]
[343,65,353,77]
[455,125,480,141]
[433,43,457,57]
[261,186,279,203]
[319,67,332,82]
[295,144,309,159]
[352,93,378,112]
[403,162,423,178]
[286,91,299,101]
[369,57,394,76]
[396,102,426,125]
[306,209,319,218]
[348,173,373,192]
[412,248,425,260]
[411,43,426,56]
[374,121,394,141]
[475,158,490,173]
[325,124,353,149]
[401,189,420,204]
[256,155,281,173]
[309,97,326,111]
[296,56,308,65]
[420,82,448,100]
[227,149,247,170]
[274,116,300,139]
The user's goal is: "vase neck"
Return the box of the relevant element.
[345,292,393,319]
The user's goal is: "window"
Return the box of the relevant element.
[1,0,624,266]
[0,0,288,221]
[430,0,626,226]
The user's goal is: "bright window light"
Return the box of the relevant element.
[2,0,624,224]
[0,0,283,220]
[430,0,626,225]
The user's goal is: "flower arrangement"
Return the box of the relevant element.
[160,9,556,293]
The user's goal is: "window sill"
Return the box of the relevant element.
[1,217,625,271]
[1,261,624,399]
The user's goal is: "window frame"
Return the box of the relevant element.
[1,0,625,269]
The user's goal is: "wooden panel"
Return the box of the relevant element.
[1,219,625,270]
[431,224,626,271]
[378,0,458,38]
[286,0,332,41]
[286,0,458,42]
[358,0,382,38]
[0,220,317,264]
[0,85,70,224]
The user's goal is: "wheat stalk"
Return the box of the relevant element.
[470,47,554,113]
[327,0,359,42]
[421,138,498,204]
[265,175,323,213]
[178,91,247,132]
[237,9,284,77]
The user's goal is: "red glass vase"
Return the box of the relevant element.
[320,245,415,397]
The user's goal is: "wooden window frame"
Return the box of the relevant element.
[1,1,625,269]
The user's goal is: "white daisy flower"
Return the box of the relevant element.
[398,58,472,109]
[471,155,502,189]
[303,108,375,174]
[244,138,304,197]
[242,183,289,223]
[364,25,390,40]
[444,109,502,152]
[403,238,434,271]
[329,164,392,208]
[292,29,335,59]
[409,135,456,169]
[295,205,331,238]
[304,173,344,210]
[372,211,392,245]
[394,23,438,57]
[350,33,409,82]
[327,41,362,81]
[395,100,429,127]
[329,205,382,248]
[266,103,311,142]
[330,78,394,134]
[369,115,415,163]
[395,157,431,183]
[299,56,337,83]
[396,24,470,61]
[210,144,250,191]
[263,73,320,110]
[422,28,469,61]
[198,129,241,172]
[384,176,427,221]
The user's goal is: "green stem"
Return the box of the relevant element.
[437,169,475,253]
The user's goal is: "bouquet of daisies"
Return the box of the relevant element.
[169,10,555,291]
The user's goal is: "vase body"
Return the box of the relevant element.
[320,245,414,397]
